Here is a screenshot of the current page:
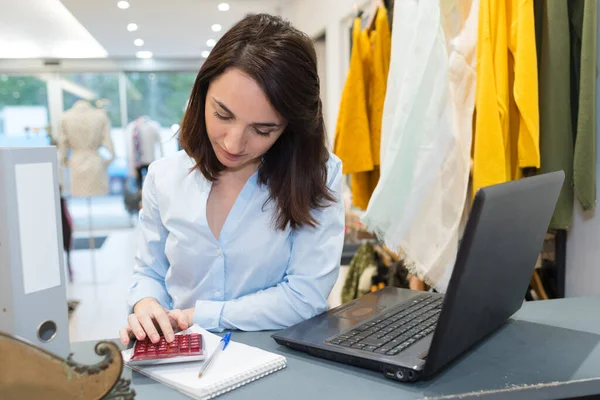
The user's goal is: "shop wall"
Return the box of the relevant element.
[565,3,600,297]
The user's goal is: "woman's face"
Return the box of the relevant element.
[205,68,287,171]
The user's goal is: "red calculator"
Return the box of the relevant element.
[127,333,205,366]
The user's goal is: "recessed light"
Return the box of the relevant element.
[212,24,222,32]
[134,39,144,47]
[136,50,153,59]
[127,23,138,32]
[117,1,130,9]
[206,39,216,47]
[201,50,210,58]
[218,3,230,11]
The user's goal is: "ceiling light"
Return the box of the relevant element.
[136,50,153,59]
[212,24,222,32]
[134,39,144,46]
[218,3,230,11]
[201,50,210,58]
[127,23,138,32]
[117,1,130,9]
[206,39,216,47]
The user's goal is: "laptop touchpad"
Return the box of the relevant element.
[332,302,385,321]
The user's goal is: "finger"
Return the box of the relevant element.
[119,326,131,345]
[153,308,175,342]
[168,309,189,331]
[128,314,147,341]
[177,312,189,331]
[166,309,181,330]
[138,313,160,343]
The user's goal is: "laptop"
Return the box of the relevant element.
[272,171,564,382]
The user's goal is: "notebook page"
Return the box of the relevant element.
[122,325,286,400]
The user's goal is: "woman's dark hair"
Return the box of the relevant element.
[179,13,334,231]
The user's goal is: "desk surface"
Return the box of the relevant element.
[72,297,600,400]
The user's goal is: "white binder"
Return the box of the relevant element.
[0,146,70,358]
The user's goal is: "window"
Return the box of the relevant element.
[0,74,50,146]
[62,73,121,127]
[126,71,195,128]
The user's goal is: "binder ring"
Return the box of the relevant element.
[37,320,58,343]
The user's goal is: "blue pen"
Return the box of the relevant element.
[198,332,231,378]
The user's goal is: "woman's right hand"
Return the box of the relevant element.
[119,297,190,345]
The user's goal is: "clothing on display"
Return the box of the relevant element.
[333,0,599,295]
[60,197,73,282]
[359,0,479,291]
[572,0,597,213]
[341,241,410,304]
[58,100,115,197]
[126,116,164,189]
[341,242,377,305]
[535,0,597,230]
[334,6,391,210]
[472,0,540,195]
[535,1,573,230]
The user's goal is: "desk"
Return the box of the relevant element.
[71,297,600,400]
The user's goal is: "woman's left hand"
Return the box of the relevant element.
[167,308,195,333]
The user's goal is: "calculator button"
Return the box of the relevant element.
[130,333,204,363]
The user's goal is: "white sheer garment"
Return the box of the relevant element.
[361,0,479,292]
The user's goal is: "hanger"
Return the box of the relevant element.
[365,0,384,30]
[353,2,363,19]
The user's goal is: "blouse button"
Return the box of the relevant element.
[216,248,222,256]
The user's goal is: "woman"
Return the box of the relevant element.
[120,13,345,345]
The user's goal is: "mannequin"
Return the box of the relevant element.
[58,100,115,197]
[126,116,163,190]
[58,100,114,284]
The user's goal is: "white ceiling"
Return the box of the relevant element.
[0,0,107,59]
[0,0,286,60]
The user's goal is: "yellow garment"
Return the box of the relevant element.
[334,8,391,210]
[472,0,540,195]
[334,18,371,176]
[351,26,375,210]
[368,7,391,167]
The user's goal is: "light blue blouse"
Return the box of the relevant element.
[128,150,345,332]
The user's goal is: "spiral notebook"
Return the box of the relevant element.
[122,325,287,399]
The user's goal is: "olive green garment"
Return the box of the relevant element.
[535,0,574,230]
[341,242,377,305]
[573,0,597,211]
[535,0,598,229]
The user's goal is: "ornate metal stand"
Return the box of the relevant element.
[0,331,135,399]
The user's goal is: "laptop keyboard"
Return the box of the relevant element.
[326,294,442,356]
